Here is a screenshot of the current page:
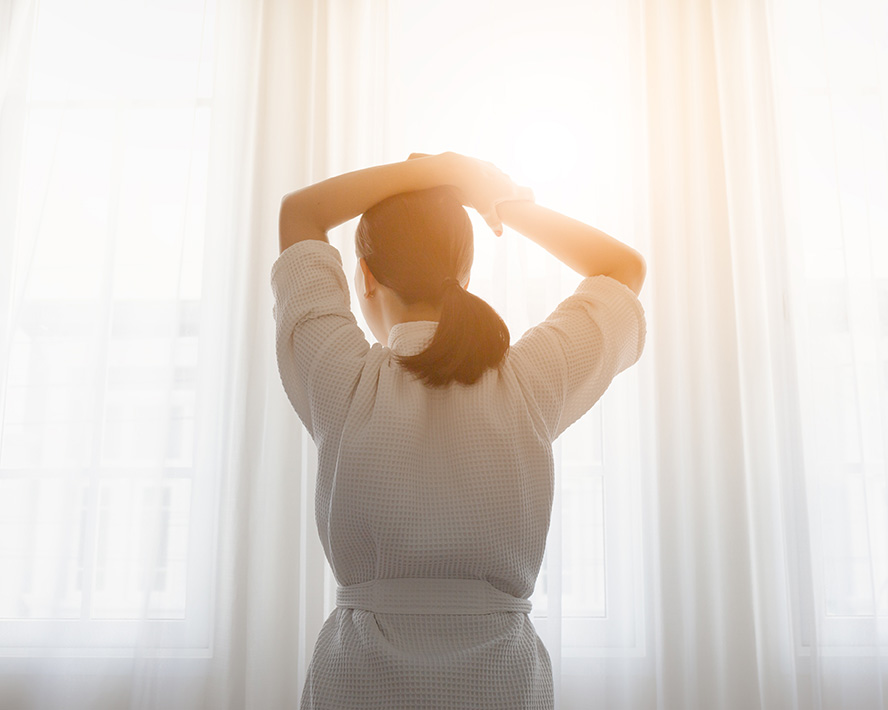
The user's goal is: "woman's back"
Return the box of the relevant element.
[316,319,552,594]
[299,317,554,709]
[272,231,645,708]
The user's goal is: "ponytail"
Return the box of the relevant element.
[397,283,510,387]
[356,186,510,387]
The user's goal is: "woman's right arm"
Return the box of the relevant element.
[495,200,646,295]
[402,151,644,293]
[501,199,647,439]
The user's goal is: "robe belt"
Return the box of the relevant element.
[336,578,532,615]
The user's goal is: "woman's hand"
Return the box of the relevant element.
[408,152,533,236]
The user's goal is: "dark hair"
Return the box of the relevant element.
[355,186,510,387]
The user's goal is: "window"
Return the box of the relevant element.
[771,0,888,649]
[0,0,220,654]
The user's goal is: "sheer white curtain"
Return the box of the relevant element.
[0,0,339,707]
[643,0,887,707]
[769,0,888,704]
[1,0,887,709]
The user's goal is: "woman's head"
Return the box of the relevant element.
[356,186,472,304]
[355,186,509,387]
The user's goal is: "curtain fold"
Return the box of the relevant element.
[708,1,805,707]
[643,0,763,705]
[641,0,809,706]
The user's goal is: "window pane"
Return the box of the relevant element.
[91,479,191,619]
[28,0,216,101]
[0,479,85,619]
[0,0,218,645]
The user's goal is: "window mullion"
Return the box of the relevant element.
[80,102,129,621]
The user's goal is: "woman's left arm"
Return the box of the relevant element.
[279,154,455,252]
[279,152,529,252]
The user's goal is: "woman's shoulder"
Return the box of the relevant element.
[272,239,344,289]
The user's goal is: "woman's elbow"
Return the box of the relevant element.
[606,251,646,296]
[626,252,646,295]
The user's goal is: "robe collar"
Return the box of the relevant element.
[387,321,438,356]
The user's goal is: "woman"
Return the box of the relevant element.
[272,151,646,709]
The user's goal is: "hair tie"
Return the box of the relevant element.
[442,277,462,290]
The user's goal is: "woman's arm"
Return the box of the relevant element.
[495,200,646,295]
[279,153,529,252]
[397,152,645,294]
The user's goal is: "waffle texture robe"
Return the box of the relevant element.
[271,239,646,709]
